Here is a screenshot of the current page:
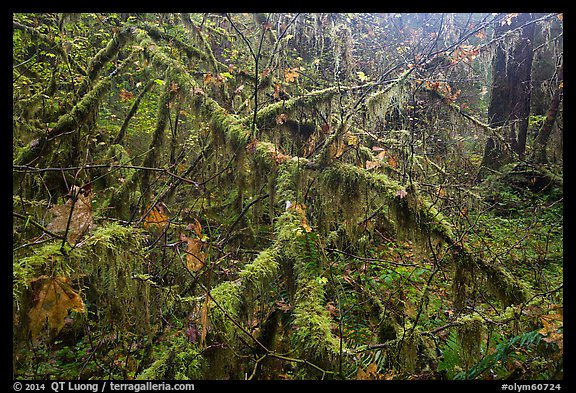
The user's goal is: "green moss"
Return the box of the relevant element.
[13,242,79,305]
[249,86,340,130]
[275,157,309,204]
[209,280,243,342]
[80,223,150,332]
[290,277,340,364]
[137,335,204,380]
[456,314,485,369]
[274,210,340,369]
[239,248,279,294]
[484,262,530,306]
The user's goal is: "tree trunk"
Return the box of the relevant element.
[531,60,563,164]
[478,13,535,179]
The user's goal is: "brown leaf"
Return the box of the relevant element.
[46,186,95,243]
[180,233,206,272]
[246,138,259,154]
[276,113,289,124]
[28,275,85,341]
[119,89,134,102]
[357,362,381,380]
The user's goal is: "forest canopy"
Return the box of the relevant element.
[12,12,563,381]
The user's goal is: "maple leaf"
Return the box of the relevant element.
[143,203,169,231]
[357,362,382,380]
[28,275,85,341]
[180,232,206,272]
[46,186,95,243]
[169,81,180,93]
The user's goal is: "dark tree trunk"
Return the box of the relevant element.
[531,60,563,164]
[478,13,535,179]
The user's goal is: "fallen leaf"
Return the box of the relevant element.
[119,89,134,102]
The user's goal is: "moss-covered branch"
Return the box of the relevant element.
[14,77,113,167]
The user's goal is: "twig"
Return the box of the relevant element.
[217,194,269,248]
[13,212,66,240]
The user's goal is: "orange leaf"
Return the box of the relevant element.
[284,67,299,83]
[143,204,169,231]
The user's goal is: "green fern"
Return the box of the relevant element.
[454,329,543,380]
[437,330,462,378]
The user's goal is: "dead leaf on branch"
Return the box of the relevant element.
[46,186,95,243]
[143,203,169,231]
[288,203,312,233]
[28,275,85,341]
[180,231,206,272]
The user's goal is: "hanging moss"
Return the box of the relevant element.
[208,280,243,343]
[99,144,141,220]
[456,314,485,369]
[275,210,340,370]
[483,262,530,307]
[247,86,341,130]
[275,157,310,205]
[137,334,204,380]
[80,223,151,332]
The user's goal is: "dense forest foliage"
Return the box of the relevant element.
[12,13,563,381]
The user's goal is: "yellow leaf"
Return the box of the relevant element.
[328,142,346,159]
[28,276,85,341]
